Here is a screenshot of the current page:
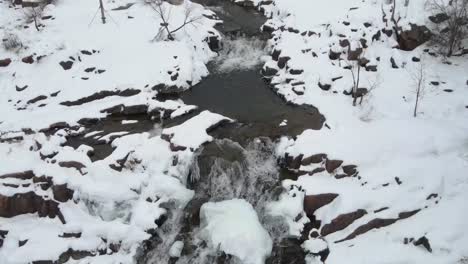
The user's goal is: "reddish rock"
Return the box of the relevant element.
[22,55,34,64]
[0,192,65,223]
[58,161,86,174]
[304,193,339,218]
[52,184,74,202]
[0,58,12,67]
[325,159,343,173]
[301,153,327,165]
[284,153,303,170]
[170,143,187,152]
[321,209,367,236]
[342,165,357,176]
[277,56,291,69]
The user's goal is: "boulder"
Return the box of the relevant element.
[0,58,12,67]
[321,209,367,236]
[21,55,34,64]
[329,49,341,60]
[261,66,278,77]
[301,153,327,165]
[303,193,339,218]
[398,24,431,51]
[284,153,303,170]
[277,56,291,69]
[325,159,343,173]
[59,60,74,70]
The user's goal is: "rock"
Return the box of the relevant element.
[169,143,187,152]
[347,47,363,60]
[329,49,341,60]
[398,24,431,51]
[0,58,12,67]
[15,85,28,92]
[271,49,281,61]
[22,55,34,64]
[430,81,439,86]
[59,60,74,70]
[58,161,86,174]
[318,82,331,91]
[413,236,432,252]
[292,86,305,95]
[84,67,95,73]
[365,65,377,72]
[81,50,92,55]
[309,167,326,176]
[284,153,304,170]
[325,159,343,173]
[429,13,449,24]
[52,184,74,202]
[321,209,367,236]
[443,89,453,92]
[412,57,421,62]
[339,39,350,47]
[301,154,327,165]
[27,95,47,104]
[261,66,278,77]
[303,193,339,218]
[277,56,291,69]
[390,57,399,68]
[206,35,221,51]
[342,165,357,176]
[289,69,303,75]
[382,28,393,37]
[336,210,419,243]
[0,192,65,223]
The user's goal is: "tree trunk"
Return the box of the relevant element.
[414,88,420,117]
[99,0,106,24]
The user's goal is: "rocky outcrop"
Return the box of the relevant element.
[398,24,431,51]
[304,193,339,218]
[321,209,367,236]
[336,209,420,242]
[0,192,65,223]
[0,58,12,67]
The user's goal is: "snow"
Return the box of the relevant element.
[169,240,184,258]
[260,0,468,262]
[162,110,232,149]
[199,199,273,264]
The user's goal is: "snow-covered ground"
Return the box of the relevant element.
[1,0,468,263]
[257,0,468,263]
[0,0,227,263]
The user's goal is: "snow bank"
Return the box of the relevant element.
[200,199,273,264]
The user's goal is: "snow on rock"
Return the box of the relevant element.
[162,110,232,150]
[200,199,273,264]
[249,0,468,262]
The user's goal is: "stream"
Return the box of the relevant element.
[136,0,324,263]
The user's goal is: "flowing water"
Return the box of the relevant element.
[137,1,324,263]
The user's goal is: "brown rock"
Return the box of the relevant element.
[22,55,34,64]
[0,192,64,223]
[284,153,303,170]
[304,193,339,218]
[342,165,357,176]
[398,24,431,51]
[0,58,12,67]
[321,209,367,236]
[52,184,74,202]
[325,159,343,173]
[301,153,327,165]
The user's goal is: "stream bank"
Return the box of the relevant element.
[137,0,325,263]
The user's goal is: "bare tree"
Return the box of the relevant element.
[24,6,44,31]
[409,61,426,117]
[148,0,201,41]
[99,0,106,24]
[427,0,468,57]
[344,59,362,106]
